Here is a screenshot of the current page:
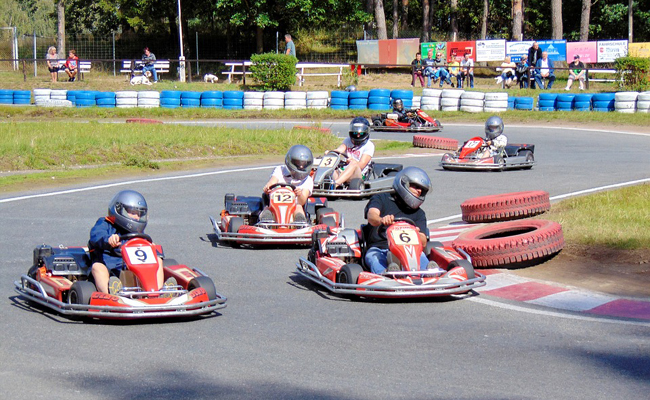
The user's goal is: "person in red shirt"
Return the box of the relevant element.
[64,49,79,82]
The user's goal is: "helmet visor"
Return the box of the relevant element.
[293,159,312,172]
[121,204,148,222]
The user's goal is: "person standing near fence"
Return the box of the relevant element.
[285,34,296,57]
[64,50,78,82]
[142,47,158,83]
[46,46,60,83]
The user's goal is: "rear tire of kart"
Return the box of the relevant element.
[452,220,564,268]
[187,276,217,300]
[460,190,550,223]
[348,178,363,190]
[447,259,475,279]
[519,150,534,169]
[68,281,96,305]
[228,217,244,233]
[316,207,334,222]
[337,263,363,284]
[372,119,382,127]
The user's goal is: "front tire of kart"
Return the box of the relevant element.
[447,259,475,279]
[228,217,244,233]
[494,155,506,171]
[68,281,97,305]
[337,263,363,284]
[348,178,363,190]
[188,276,217,300]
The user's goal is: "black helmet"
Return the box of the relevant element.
[485,116,504,140]
[392,167,431,209]
[393,98,403,111]
[285,144,313,180]
[108,190,148,233]
[349,117,370,146]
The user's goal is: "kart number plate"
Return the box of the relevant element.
[465,140,482,148]
[272,191,295,204]
[124,246,156,265]
[391,229,418,245]
[320,156,337,167]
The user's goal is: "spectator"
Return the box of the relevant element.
[285,34,296,57]
[46,46,60,83]
[423,49,438,88]
[460,53,474,89]
[534,51,556,90]
[410,52,425,87]
[515,55,530,89]
[496,56,517,88]
[142,47,158,83]
[565,54,586,91]
[527,42,543,89]
[448,57,461,88]
[434,52,453,88]
[64,49,78,82]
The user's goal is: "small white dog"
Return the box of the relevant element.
[130,74,151,85]
[204,73,218,83]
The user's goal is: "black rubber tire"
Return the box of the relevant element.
[348,178,363,190]
[187,276,217,300]
[461,190,551,223]
[68,281,97,305]
[321,216,337,228]
[520,150,534,169]
[452,219,564,268]
[228,217,244,233]
[316,207,334,222]
[372,118,382,127]
[162,258,179,267]
[337,263,363,284]
[447,259,475,279]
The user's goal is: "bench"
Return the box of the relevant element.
[120,60,170,80]
[223,61,253,84]
[296,63,350,87]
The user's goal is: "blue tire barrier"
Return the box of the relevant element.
[75,99,96,107]
[593,108,613,112]
[160,98,181,106]
[0,98,13,104]
[369,88,391,97]
[161,104,180,109]
[591,93,615,102]
[160,90,182,99]
[331,91,349,99]
[515,103,534,110]
[368,96,390,105]
[73,91,95,100]
[390,89,414,99]
[515,96,534,105]
[13,98,31,104]
[592,100,615,109]
[556,102,573,111]
[98,104,116,108]
[181,91,201,100]
[95,92,116,99]
[201,98,223,107]
[348,91,369,100]
[181,98,200,107]
[539,106,555,111]
[557,94,576,103]
[223,98,244,106]
[223,105,243,110]
[349,104,368,110]
[402,100,413,109]
[349,98,369,106]
[223,91,245,99]
[538,93,558,101]
[574,101,591,110]
[0,89,13,96]
[96,98,116,106]
[574,94,593,103]
[201,91,223,99]
[13,90,30,97]
[330,97,348,106]
[369,103,391,110]
[330,105,348,110]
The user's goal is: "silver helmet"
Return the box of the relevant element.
[345,85,357,92]
[393,98,404,111]
[485,115,504,140]
[349,116,370,146]
[285,144,313,180]
[108,190,148,233]
[392,167,431,209]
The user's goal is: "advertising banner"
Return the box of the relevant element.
[397,38,421,65]
[629,42,650,58]
[476,40,506,62]
[506,41,535,62]
[356,40,379,64]
[447,41,475,62]
[566,42,597,63]
[597,40,628,62]
[538,40,567,63]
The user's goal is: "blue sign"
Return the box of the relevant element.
[538,40,567,63]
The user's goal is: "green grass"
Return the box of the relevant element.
[542,184,650,250]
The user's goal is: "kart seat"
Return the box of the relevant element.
[373,163,403,178]
[225,195,263,215]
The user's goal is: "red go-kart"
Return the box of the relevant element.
[210,183,343,246]
[440,136,535,171]
[371,109,442,132]
[296,218,486,298]
[14,233,227,320]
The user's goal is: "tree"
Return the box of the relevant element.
[481,0,488,39]
[374,0,388,39]
[450,0,459,39]
[580,0,591,41]
[401,0,409,32]
[392,0,398,38]
[422,0,430,42]
[551,0,562,39]
[513,0,523,40]
[215,0,277,53]
[57,0,65,57]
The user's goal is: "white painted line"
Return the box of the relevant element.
[527,290,615,312]
[428,235,463,243]
[427,214,463,225]
[474,273,531,291]
[550,178,650,201]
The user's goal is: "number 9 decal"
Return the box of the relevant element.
[124,246,156,265]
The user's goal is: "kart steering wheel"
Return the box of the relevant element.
[119,232,153,243]
[325,150,348,164]
[392,217,417,226]
[268,183,297,191]
[377,217,418,239]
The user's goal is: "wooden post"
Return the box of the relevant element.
[23,59,27,82]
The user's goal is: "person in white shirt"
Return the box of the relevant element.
[479,116,508,159]
[331,117,375,188]
[460,53,474,89]
[261,145,314,223]
[534,51,556,89]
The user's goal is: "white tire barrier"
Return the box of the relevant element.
[422,88,442,97]
[115,91,138,98]
[441,97,461,107]
[138,91,160,99]
[460,99,484,107]
[441,106,460,112]
[285,99,307,107]
[307,91,329,99]
[244,91,264,100]
[461,91,485,100]
[307,99,328,107]
[484,100,509,109]
[421,104,440,111]
[614,92,639,102]
[264,91,285,99]
[460,105,484,113]
[243,98,264,106]
[637,92,650,101]
[484,92,508,101]
[285,91,307,100]
[263,99,284,107]
[483,106,508,113]
[441,89,464,98]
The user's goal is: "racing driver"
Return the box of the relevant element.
[331,116,375,188]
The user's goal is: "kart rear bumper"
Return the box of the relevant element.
[210,215,313,245]
[440,157,534,171]
[371,126,442,133]
[312,186,395,198]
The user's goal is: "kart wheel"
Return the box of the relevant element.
[316,207,334,222]
[452,220,564,268]
[348,178,363,190]
[447,259,475,279]
[228,217,244,233]
[188,276,217,300]
[337,263,363,284]
[372,119,382,127]
[68,281,97,305]
[494,156,506,171]
[519,150,534,169]
[461,190,550,223]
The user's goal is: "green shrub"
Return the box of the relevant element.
[615,56,650,91]
[250,53,298,91]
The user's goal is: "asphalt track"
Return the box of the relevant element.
[1,121,650,399]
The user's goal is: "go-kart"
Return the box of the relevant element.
[14,233,227,320]
[440,136,535,171]
[296,218,486,298]
[209,183,343,246]
[371,109,442,132]
[312,150,403,198]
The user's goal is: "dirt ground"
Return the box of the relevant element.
[508,243,650,299]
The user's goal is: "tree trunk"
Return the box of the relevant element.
[512,0,523,40]
[551,0,563,39]
[402,0,409,32]
[422,0,430,42]
[366,0,375,34]
[481,0,488,40]
[374,0,388,40]
[579,0,591,42]
[628,0,633,43]
[57,0,65,56]
[256,26,264,53]
[392,0,399,38]
[450,0,458,40]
